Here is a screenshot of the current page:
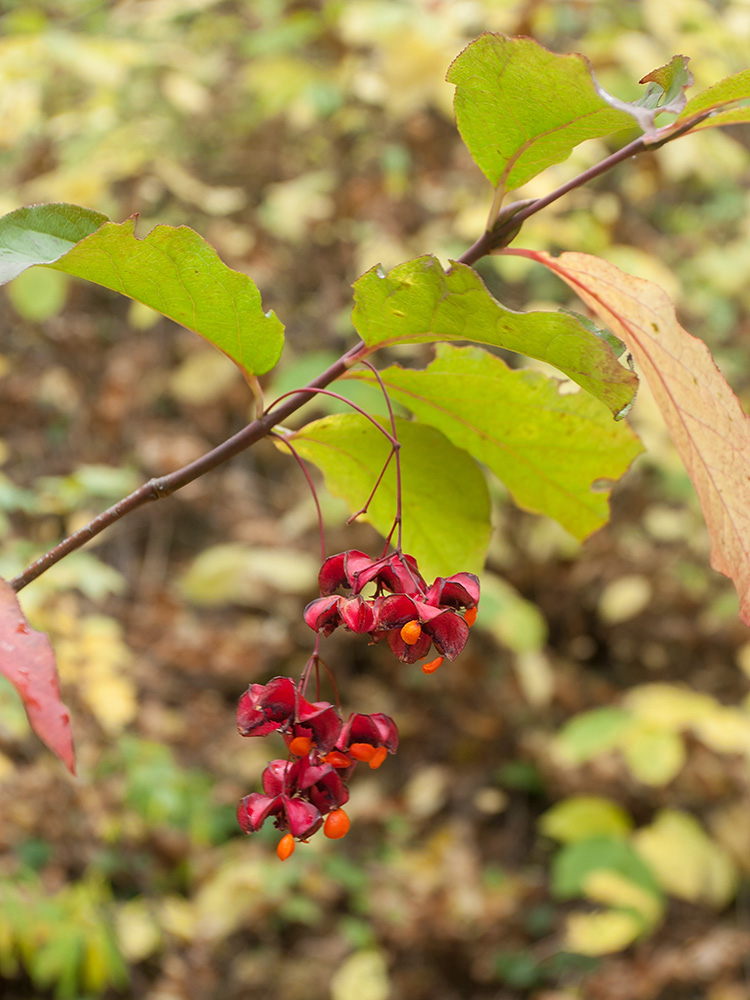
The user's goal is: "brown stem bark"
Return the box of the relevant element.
[11,341,366,592]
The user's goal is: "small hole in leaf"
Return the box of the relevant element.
[590,477,615,493]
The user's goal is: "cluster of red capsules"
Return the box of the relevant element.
[236,549,479,859]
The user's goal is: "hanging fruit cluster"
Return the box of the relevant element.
[236,549,479,858]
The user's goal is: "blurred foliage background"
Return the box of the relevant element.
[3,1,750,998]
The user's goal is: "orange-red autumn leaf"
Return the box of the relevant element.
[0,578,76,774]
[509,249,750,625]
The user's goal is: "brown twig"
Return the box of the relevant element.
[10,341,367,592]
[457,110,715,264]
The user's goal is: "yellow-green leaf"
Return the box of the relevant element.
[352,255,638,418]
[289,414,491,580]
[0,205,284,377]
[540,796,633,844]
[331,950,390,1000]
[353,345,642,540]
[565,909,645,956]
[583,869,663,927]
[621,724,686,786]
[633,810,738,907]
[446,34,634,193]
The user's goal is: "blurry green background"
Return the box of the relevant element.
[2,1,750,998]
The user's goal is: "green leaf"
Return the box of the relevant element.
[478,572,548,653]
[552,836,660,901]
[560,310,627,359]
[593,55,693,134]
[678,68,750,123]
[353,256,638,418]
[289,414,491,580]
[353,345,642,540]
[179,543,319,605]
[6,267,68,321]
[0,204,108,283]
[0,205,284,377]
[637,56,693,112]
[540,797,633,844]
[683,104,750,132]
[555,707,634,764]
[446,34,634,193]
[493,951,544,989]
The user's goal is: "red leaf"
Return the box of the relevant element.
[0,579,76,774]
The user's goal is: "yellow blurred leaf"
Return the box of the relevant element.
[513,649,555,708]
[259,171,335,242]
[623,684,750,762]
[621,723,686,785]
[82,931,121,994]
[128,301,161,330]
[170,348,241,405]
[540,796,633,843]
[6,267,67,321]
[597,575,652,625]
[154,158,246,216]
[331,950,390,1000]
[84,672,138,735]
[633,810,738,907]
[403,765,449,820]
[710,800,750,875]
[179,544,319,605]
[583,869,663,926]
[161,71,211,114]
[0,750,15,782]
[565,909,643,956]
[115,899,163,963]
[623,683,716,730]
[479,572,548,653]
[158,895,197,943]
[691,706,750,757]
[55,615,137,734]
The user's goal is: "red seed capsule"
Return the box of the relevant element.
[422,655,444,674]
[288,735,313,756]
[464,607,478,627]
[324,808,351,839]
[277,833,295,860]
[400,620,422,644]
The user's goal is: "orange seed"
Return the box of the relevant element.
[400,620,422,644]
[288,735,313,756]
[422,655,444,674]
[464,607,478,627]
[369,746,388,769]
[277,833,295,860]
[324,808,351,839]
[349,742,377,763]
